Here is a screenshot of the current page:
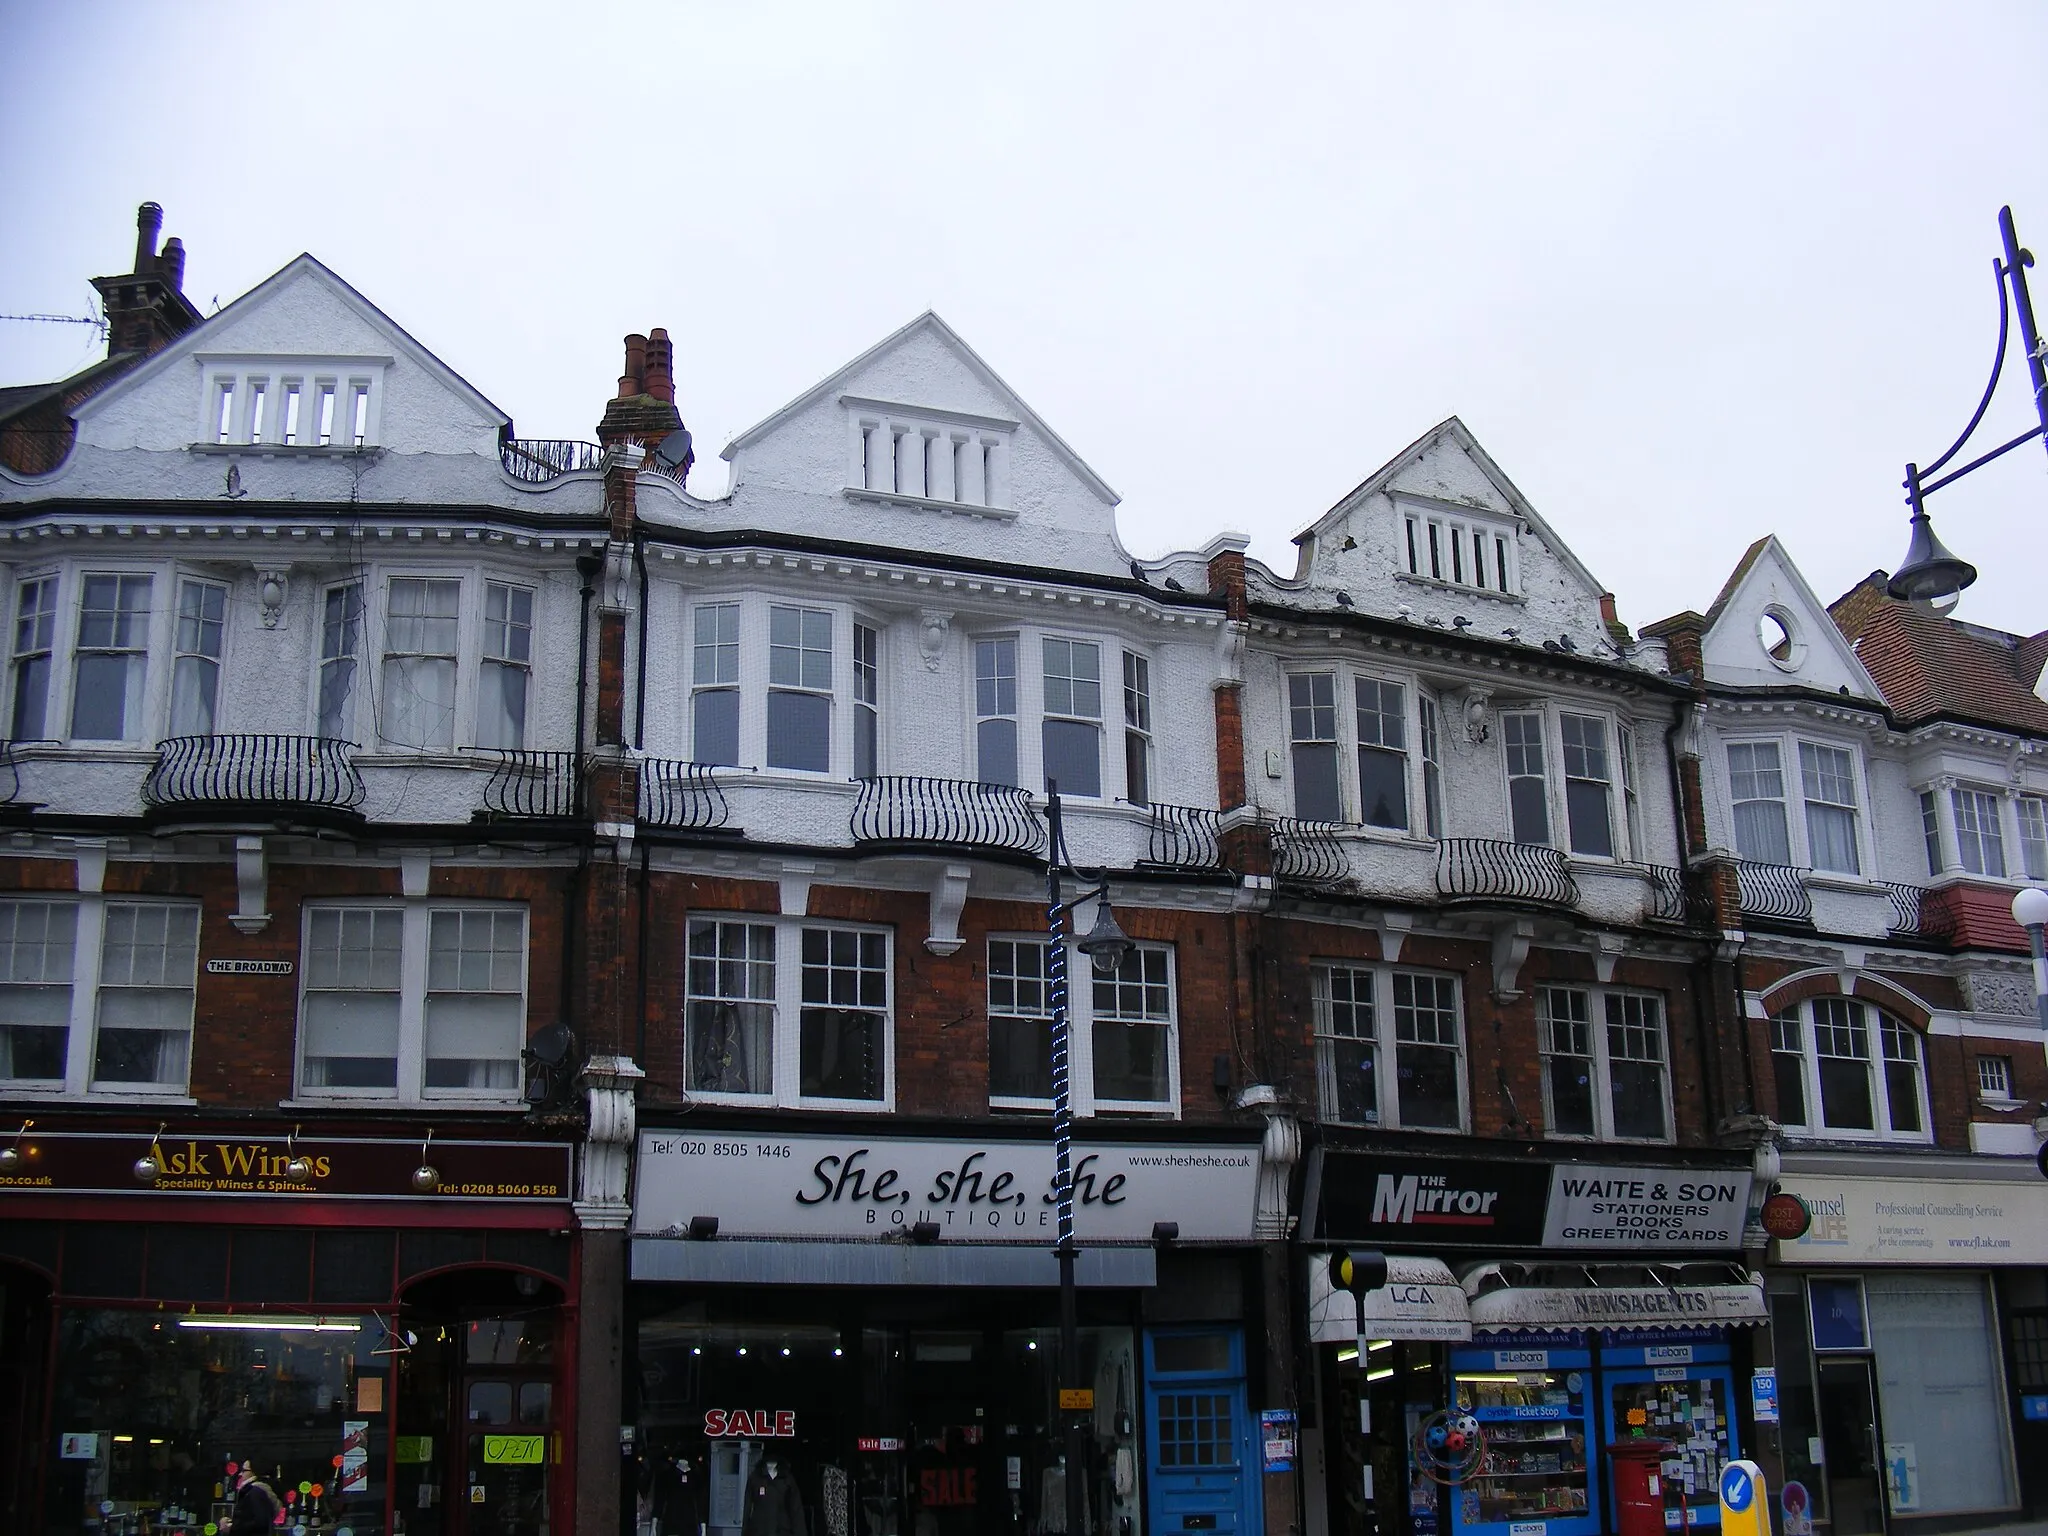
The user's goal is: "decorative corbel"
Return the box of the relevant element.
[918,611,952,672]
[1589,932,1625,984]
[1213,621,1248,687]
[778,861,815,918]
[1462,685,1493,745]
[1491,917,1535,1001]
[1372,911,1414,965]
[255,568,289,629]
[230,835,271,934]
[924,863,973,955]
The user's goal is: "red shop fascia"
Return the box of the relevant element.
[0,1121,582,1536]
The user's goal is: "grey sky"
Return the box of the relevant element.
[4,3,2044,636]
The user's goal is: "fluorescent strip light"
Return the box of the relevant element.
[1337,1347,1359,1362]
[1367,1339,1394,1352]
[1455,1372,1532,1383]
[1366,1367,1395,1382]
[178,1317,360,1334]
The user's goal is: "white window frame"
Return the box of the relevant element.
[1769,997,1931,1144]
[986,934,1180,1117]
[1395,496,1522,597]
[1976,1053,2017,1104]
[1122,650,1153,809]
[682,914,895,1111]
[1950,784,2010,879]
[2017,795,2048,882]
[9,570,60,742]
[1722,732,1873,877]
[1536,984,1675,1143]
[1282,665,1433,836]
[1310,962,1468,1131]
[678,595,867,780]
[196,355,387,449]
[0,894,201,1099]
[294,898,530,1107]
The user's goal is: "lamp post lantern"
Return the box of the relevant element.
[1043,782,1133,1536]
[2010,886,2048,1035]
[1887,206,2048,604]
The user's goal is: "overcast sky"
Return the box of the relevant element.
[4,3,2044,637]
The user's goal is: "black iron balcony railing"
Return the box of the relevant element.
[1736,860,1813,925]
[1142,802,1226,872]
[1435,837,1578,908]
[1645,864,1695,925]
[0,740,23,806]
[499,437,604,484]
[479,750,586,819]
[142,735,365,812]
[851,776,1045,856]
[1885,880,1952,941]
[1266,817,1351,889]
[638,758,733,831]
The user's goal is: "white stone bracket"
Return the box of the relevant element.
[925,863,973,955]
[230,836,271,934]
[1491,917,1535,1001]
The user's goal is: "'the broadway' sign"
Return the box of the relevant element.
[631,1130,1260,1242]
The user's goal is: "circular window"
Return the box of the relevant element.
[1757,605,1806,672]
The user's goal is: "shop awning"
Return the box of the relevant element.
[1461,1263,1768,1332]
[1307,1254,1472,1343]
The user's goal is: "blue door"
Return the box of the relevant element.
[1144,1327,1260,1536]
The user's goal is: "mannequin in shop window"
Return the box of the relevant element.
[745,1456,807,1536]
[1035,1454,1093,1536]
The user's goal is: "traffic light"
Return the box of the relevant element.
[1328,1249,1389,1298]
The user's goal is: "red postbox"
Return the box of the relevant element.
[1608,1438,1677,1536]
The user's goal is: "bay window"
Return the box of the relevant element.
[683,599,870,778]
[1770,997,1928,1141]
[477,581,534,750]
[1418,693,1444,839]
[1726,736,1868,874]
[767,605,832,772]
[1559,712,1614,857]
[298,902,528,1102]
[1289,673,1341,822]
[1040,637,1102,797]
[379,577,459,749]
[169,578,227,737]
[2020,796,2048,881]
[1538,985,1671,1140]
[1311,963,1466,1130]
[317,583,363,741]
[1503,711,1551,845]
[988,936,1178,1114]
[72,573,152,741]
[1952,787,2007,877]
[854,623,879,780]
[1798,742,1861,874]
[1354,678,1408,830]
[692,602,740,765]
[1728,741,1791,863]
[685,916,891,1107]
[976,637,1019,786]
[10,575,55,740]
[1123,651,1152,807]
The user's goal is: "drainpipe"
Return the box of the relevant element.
[632,531,650,751]
[563,554,601,1037]
[1666,697,1726,1125]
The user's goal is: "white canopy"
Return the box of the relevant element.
[1307,1254,1473,1343]
[1462,1267,1768,1333]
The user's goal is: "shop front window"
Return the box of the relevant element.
[47,1308,388,1536]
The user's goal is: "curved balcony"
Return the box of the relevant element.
[851,776,1044,858]
[1141,802,1227,873]
[1884,880,1952,942]
[1435,837,1577,909]
[1267,817,1351,891]
[142,735,365,825]
[1736,860,1813,926]
[478,750,586,820]
[1645,864,1696,925]
[499,437,603,484]
[638,758,735,832]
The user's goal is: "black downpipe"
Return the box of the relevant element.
[635,837,652,1070]
[564,555,601,1045]
[630,530,654,1069]
[1666,697,1726,1125]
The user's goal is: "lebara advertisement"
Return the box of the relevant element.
[1776,1175,2048,1264]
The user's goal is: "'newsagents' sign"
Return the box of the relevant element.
[631,1130,1261,1243]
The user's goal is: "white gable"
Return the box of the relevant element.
[1268,417,1618,653]
[695,313,1133,578]
[1698,537,1881,698]
[70,256,507,459]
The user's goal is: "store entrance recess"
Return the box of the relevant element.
[1144,1329,1259,1536]
[1816,1360,1885,1536]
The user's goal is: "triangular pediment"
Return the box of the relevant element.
[1699,536,1882,698]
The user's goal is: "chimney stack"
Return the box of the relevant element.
[620,333,648,400]
[133,201,163,272]
[644,328,675,404]
[160,237,186,293]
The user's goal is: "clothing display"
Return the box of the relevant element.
[822,1463,850,1536]
[742,1462,807,1536]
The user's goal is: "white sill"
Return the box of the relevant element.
[1977,1095,2029,1112]
[1804,871,1881,894]
[276,1097,528,1113]
[0,1088,199,1106]
[1391,570,1525,607]
[676,1093,893,1113]
[842,485,1017,522]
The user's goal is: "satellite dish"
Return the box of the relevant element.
[655,427,694,479]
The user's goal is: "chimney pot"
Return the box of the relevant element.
[1599,592,1618,624]
[644,328,675,404]
[134,201,164,272]
[622,333,649,399]
[160,237,186,293]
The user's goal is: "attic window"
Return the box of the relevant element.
[197,357,386,449]
[1399,504,1519,595]
[843,397,1016,516]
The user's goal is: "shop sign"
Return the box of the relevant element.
[482,1436,546,1465]
[856,1438,905,1452]
[59,1432,97,1459]
[1760,1192,1811,1240]
[1467,1279,1768,1331]
[1774,1174,2048,1264]
[205,959,294,975]
[704,1410,795,1437]
[2020,1396,2048,1422]
[1540,1166,1751,1252]
[1307,1254,1472,1343]
[0,1130,571,1202]
[1059,1389,1094,1411]
[1316,1152,1751,1253]
[633,1130,1260,1242]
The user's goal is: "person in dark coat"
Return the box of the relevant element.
[742,1457,807,1536]
[226,1464,282,1536]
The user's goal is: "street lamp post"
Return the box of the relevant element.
[1887,206,2048,603]
[2010,886,2048,1036]
[1043,782,1133,1536]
